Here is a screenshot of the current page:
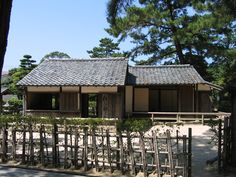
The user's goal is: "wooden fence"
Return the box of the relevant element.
[0,123,192,177]
[218,117,232,173]
[132,112,231,124]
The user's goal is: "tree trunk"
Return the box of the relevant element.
[0,0,13,113]
[166,0,185,64]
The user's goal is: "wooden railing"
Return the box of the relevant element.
[132,112,231,124]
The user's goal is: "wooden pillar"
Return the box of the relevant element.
[193,84,199,112]
[23,87,27,116]
[231,86,236,165]
[79,86,82,117]
[59,86,62,112]
[192,85,195,112]
[177,86,181,112]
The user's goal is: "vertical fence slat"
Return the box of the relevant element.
[12,126,16,161]
[106,129,112,172]
[29,123,34,165]
[167,130,174,177]
[152,131,161,177]
[127,131,135,175]
[92,128,99,171]
[83,127,88,171]
[64,123,68,169]
[1,123,8,163]
[22,125,26,164]
[140,132,147,177]
[39,124,45,165]
[188,128,192,177]
[74,127,79,169]
[118,131,124,174]
[52,124,58,167]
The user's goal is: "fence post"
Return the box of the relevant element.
[74,127,79,169]
[12,126,16,160]
[218,119,222,173]
[152,131,161,177]
[1,123,8,163]
[139,132,147,177]
[22,124,26,164]
[106,129,112,173]
[92,128,99,171]
[127,131,135,175]
[188,128,192,177]
[52,123,58,167]
[201,115,204,125]
[83,127,88,171]
[118,131,124,174]
[39,124,45,165]
[29,123,34,165]
[64,123,68,169]
[166,130,174,177]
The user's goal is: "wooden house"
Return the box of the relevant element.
[17,58,220,118]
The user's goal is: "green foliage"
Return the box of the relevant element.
[106,0,235,79]
[87,37,125,58]
[0,115,117,127]
[8,55,37,98]
[116,118,152,132]
[7,97,22,114]
[41,51,70,62]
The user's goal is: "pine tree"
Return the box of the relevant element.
[87,38,125,58]
[106,0,235,79]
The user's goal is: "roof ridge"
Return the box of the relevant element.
[45,57,127,61]
[130,64,191,68]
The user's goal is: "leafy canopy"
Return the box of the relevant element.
[87,37,125,58]
[106,0,235,79]
[41,51,70,62]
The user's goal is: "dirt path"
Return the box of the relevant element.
[177,124,234,177]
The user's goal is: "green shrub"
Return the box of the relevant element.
[7,97,22,114]
[117,118,152,133]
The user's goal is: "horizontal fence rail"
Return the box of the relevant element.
[0,123,192,177]
[132,112,231,124]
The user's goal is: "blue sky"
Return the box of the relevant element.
[4,0,132,71]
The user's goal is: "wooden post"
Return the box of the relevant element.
[218,119,222,173]
[152,131,161,177]
[29,123,34,165]
[116,132,120,170]
[106,129,112,172]
[74,127,79,169]
[166,130,174,177]
[64,123,68,169]
[52,124,58,167]
[1,123,8,163]
[12,127,16,161]
[39,124,45,165]
[188,128,192,177]
[201,114,204,125]
[92,128,99,171]
[83,127,88,171]
[43,125,49,163]
[139,132,147,177]
[183,135,187,177]
[101,128,105,171]
[118,131,125,174]
[127,131,135,175]
[22,125,26,164]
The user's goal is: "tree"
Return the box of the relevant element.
[41,51,70,62]
[106,0,235,79]
[0,0,13,112]
[9,55,37,98]
[87,37,125,58]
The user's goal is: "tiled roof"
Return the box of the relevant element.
[127,65,206,85]
[18,58,128,86]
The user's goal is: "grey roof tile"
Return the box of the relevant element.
[127,65,206,85]
[18,58,128,86]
